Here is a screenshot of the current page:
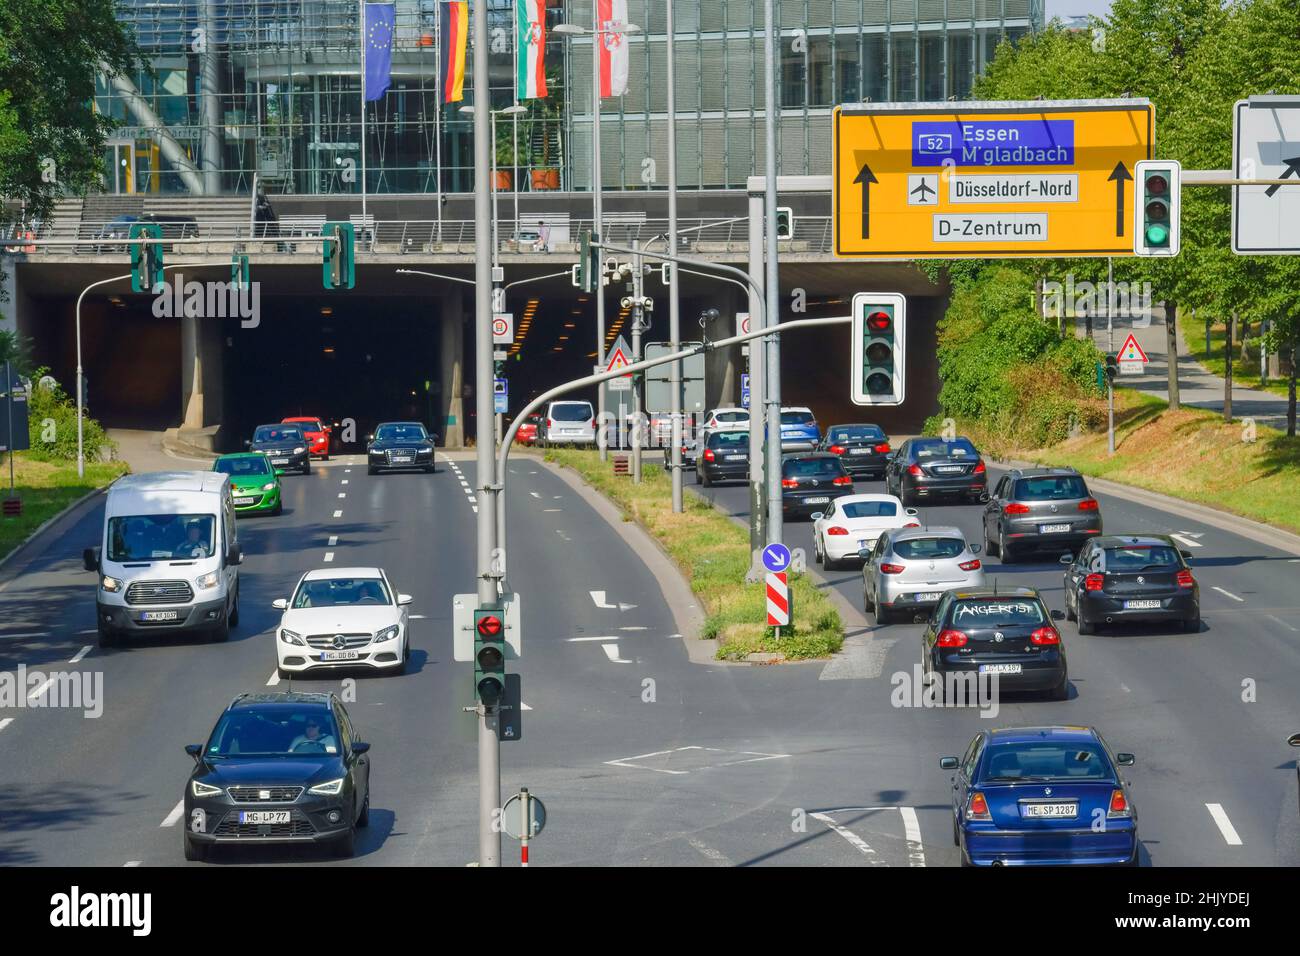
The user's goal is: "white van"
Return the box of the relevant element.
[84,471,243,648]
[544,400,597,445]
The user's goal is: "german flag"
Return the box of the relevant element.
[440,1,469,103]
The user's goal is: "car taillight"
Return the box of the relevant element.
[1030,626,1061,645]
[832,475,853,486]
[973,460,986,474]
[826,526,848,536]
[703,449,715,462]
[967,791,991,820]
[1176,569,1194,588]
[781,478,798,489]
[1107,789,1131,818]
[546,419,553,429]
[1085,573,1105,591]
[904,522,921,528]
[1078,498,1099,511]
[959,558,981,571]
[829,444,846,455]
[936,628,968,647]
[879,563,905,574]
[1004,502,1031,515]
[875,443,890,453]
[907,464,922,476]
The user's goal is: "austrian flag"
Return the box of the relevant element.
[516,0,547,99]
[598,0,629,98]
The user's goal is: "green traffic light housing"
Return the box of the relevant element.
[129,223,164,293]
[321,222,356,290]
[1134,160,1180,257]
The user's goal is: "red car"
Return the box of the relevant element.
[517,414,544,446]
[282,416,332,460]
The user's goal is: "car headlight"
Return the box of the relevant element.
[101,575,122,592]
[293,446,306,454]
[373,624,400,644]
[417,446,432,455]
[195,571,220,590]
[308,778,345,796]
[262,482,276,491]
[191,779,222,798]
[280,628,304,646]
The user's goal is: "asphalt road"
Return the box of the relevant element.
[1,451,1297,866]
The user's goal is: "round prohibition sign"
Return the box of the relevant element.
[492,317,510,337]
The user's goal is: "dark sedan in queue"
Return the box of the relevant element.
[885,436,987,506]
[942,726,1139,867]
[183,692,371,861]
[780,453,854,520]
[819,423,892,480]
[247,423,311,475]
[696,430,750,486]
[367,421,437,474]
[1063,535,1200,634]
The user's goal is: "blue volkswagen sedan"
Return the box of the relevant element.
[940,726,1139,867]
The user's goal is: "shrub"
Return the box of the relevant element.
[24,369,117,463]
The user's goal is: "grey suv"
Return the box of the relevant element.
[981,467,1102,563]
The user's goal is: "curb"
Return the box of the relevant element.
[0,485,107,584]
[992,456,1300,558]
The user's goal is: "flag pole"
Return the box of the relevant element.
[360,0,368,223]
[435,0,442,243]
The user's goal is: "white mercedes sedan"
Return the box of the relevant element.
[273,567,412,678]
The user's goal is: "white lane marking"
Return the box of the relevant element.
[811,813,879,861]
[1206,803,1243,845]
[266,669,281,687]
[69,645,92,664]
[340,479,349,485]
[332,510,343,518]
[76,629,98,635]
[323,552,335,563]
[566,636,619,642]
[604,748,691,775]
[543,508,561,512]
[591,590,615,608]
[1171,532,1204,549]
[410,614,427,620]
[471,506,478,514]
[345,469,351,473]
[687,838,731,865]
[601,643,632,663]
[27,676,55,700]
[1266,614,1299,633]
[530,492,541,499]
[160,800,185,828]
[337,492,346,499]
[1212,586,1245,603]
[0,632,52,640]
[619,626,648,631]
[467,496,477,504]
[123,861,142,867]
[520,701,533,711]
[1120,683,1132,694]
[899,807,926,868]
[328,535,338,546]
[0,718,13,734]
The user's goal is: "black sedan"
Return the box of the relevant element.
[781,453,854,519]
[183,692,371,861]
[367,421,437,474]
[819,423,891,480]
[696,430,749,486]
[922,586,1069,701]
[885,436,987,506]
[247,423,311,475]
[1062,535,1200,634]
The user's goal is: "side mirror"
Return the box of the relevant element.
[905,508,918,516]
[83,547,100,572]
[1050,608,1065,621]
[366,434,375,442]
[397,594,413,606]
[810,512,825,522]
[939,757,959,770]
[352,741,371,755]
[185,743,203,762]
[969,543,982,555]
[1059,553,1074,565]
[1180,550,1193,560]
[244,440,251,448]
[978,493,991,503]
[1115,753,1136,767]
[857,548,873,560]
[225,544,243,567]
[272,598,288,611]
[1288,733,1300,748]
[275,469,285,477]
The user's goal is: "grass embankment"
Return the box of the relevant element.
[543,448,843,661]
[1181,316,1294,399]
[953,389,1300,536]
[0,455,129,564]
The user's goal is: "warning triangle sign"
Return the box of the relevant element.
[1117,333,1149,364]
[605,334,633,373]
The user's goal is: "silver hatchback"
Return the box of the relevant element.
[861,526,986,625]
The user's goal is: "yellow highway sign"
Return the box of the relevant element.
[833,99,1154,258]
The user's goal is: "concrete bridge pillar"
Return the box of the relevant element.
[439,290,466,448]
[703,286,742,411]
[178,311,223,449]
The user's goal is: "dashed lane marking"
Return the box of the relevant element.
[1266,614,1299,633]
[333,510,343,518]
[123,861,142,867]
[69,646,91,664]
[160,800,185,828]
[811,813,880,863]
[0,718,13,734]
[328,535,338,546]
[27,676,55,700]
[341,479,349,485]
[1212,586,1244,603]
[1171,532,1204,549]
[324,552,335,563]
[338,492,346,499]
[1206,803,1243,845]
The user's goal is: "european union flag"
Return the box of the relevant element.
[364,3,396,102]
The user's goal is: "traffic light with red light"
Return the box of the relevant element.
[1134,160,1180,257]
[473,607,507,707]
[850,292,906,406]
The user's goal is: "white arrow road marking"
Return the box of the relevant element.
[1206,803,1243,845]
[160,800,185,827]
[69,645,92,664]
[590,590,637,611]
[266,669,281,687]
[811,813,879,862]
[521,702,533,711]
[1171,532,1204,549]
[602,643,632,663]
[0,718,13,734]
[530,492,541,499]
[1212,586,1244,603]
[333,510,343,518]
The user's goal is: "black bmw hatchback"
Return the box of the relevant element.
[183,692,371,861]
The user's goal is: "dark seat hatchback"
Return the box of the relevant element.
[819,423,891,480]
[697,430,750,486]
[886,436,987,506]
[182,692,371,861]
[781,453,854,519]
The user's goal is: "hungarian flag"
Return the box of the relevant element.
[597,0,629,98]
[515,0,547,99]
[440,1,469,103]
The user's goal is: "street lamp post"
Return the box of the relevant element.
[762,0,783,547]
[665,0,683,514]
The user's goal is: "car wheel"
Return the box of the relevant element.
[999,532,1017,564]
[368,466,378,476]
[1065,590,1077,621]
[1049,673,1070,701]
[332,821,356,858]
[228,590,240,629]
[952,814,961,847]
[874,604,893,627]
[211,618,230,643]
[97,624,117,649]
[272,500,283,516]
[183,831,206,862]
[1077,607,1096,636]
[985,526,1000,557]
[302,462,311,475]
[1183,615,1201,634]
[357,794,370,828]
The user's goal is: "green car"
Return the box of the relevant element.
[213,452,282,516]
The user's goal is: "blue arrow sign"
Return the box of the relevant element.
[762,542,792,573]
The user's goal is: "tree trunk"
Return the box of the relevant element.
[1224,313,1234,423]
[1289,342,1297,439]
[1166,300,1180,411]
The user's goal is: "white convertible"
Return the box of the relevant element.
[273,567,411,678]
[812,494,919,569]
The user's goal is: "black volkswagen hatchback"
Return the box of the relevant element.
[183,692,371,861]
[367,421,437,474]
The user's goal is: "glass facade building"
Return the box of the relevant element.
[96,0,1041,196]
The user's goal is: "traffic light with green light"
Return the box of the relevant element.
[473,607,507,708]
[321,222,356,290]
[1134,160,1180,257]
[850,292,906,406]
[231,253,250,288]
[775,206,794,241]
[129,223,164,293]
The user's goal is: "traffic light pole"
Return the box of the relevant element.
[761,0,783,548]
[631,241,644,484]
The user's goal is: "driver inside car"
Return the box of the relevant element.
[174,520,210,558]
[288,718,337,753]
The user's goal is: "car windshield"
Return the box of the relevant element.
[1015,476,1088,500]
[206,708,342,757]
[708,431,749,449]
[914,438,977,459]
[982,742,1113,782]
[1105,545,1180,570]
[830,426,884,442]
[292,577,391,608]
[714,411,748,423]
[784,458,843,478]
[214,457,270,477]
[781,411,816,426]
[375,424,427,441]
[287,420,323,432]
[840,501,898,518]
[950,598,1045,627]
[253,426,302,443]
[108,513,216,561]
[894,537,966,559]
[550,404,593,422]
